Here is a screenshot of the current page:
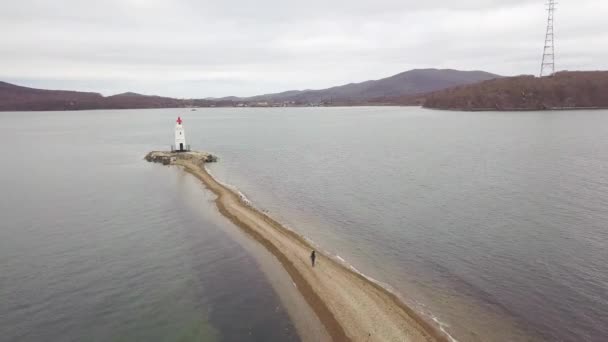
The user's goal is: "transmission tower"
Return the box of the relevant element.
[540,0,557,77]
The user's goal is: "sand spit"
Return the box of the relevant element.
[145,151,448,342]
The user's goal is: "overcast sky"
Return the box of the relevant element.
[0,0,606,97]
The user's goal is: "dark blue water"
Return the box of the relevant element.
[0,110,298,342]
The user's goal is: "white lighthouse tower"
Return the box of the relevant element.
[174,116,187,152]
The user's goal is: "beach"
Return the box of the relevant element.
[146,151,447,342]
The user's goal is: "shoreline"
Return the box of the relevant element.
[6,105,608,112]
[146,151,450,342]
[422,106,608,112]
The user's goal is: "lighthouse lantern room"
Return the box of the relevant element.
[174,116,188,152]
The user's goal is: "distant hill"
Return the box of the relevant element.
[421,71,608,111]
[225,69,500,104]
[103,92,184,109]
[0,68,500,111]
[0,81,105,111]
[0,82,191,111]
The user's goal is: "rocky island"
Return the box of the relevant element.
[145,150,218,165]
[145,150,448,342]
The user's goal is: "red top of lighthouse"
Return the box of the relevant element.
[177,117,182,125]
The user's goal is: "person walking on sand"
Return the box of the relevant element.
[310,250,316,267]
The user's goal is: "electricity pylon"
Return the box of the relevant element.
[540,0,557,77]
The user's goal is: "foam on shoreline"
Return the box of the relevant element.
[146,151,451,342]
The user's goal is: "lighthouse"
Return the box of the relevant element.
[174,116,187,152]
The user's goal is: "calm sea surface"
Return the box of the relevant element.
[0,110,298,342]
[1,107,608,341]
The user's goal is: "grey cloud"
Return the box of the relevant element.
[1,0,606,97]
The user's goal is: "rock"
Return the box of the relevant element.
[145,150,218,166]
[205,154,218,163]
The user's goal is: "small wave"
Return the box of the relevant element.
[203,164,458,342]
[330,254,389,288]
[236,190,252,206]
[205,166,253,205]
[431,315,459,342]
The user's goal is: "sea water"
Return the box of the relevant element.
[2,107,608,341]
[0,110,298,342]
[197,107,608,342]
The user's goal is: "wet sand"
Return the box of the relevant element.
[146,151,449,342]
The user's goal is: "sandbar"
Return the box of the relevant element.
[145,151,448,342]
